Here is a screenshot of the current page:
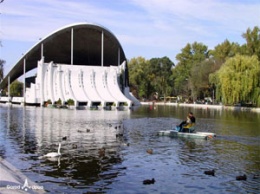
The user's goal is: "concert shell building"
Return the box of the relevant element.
[0,23,139,108]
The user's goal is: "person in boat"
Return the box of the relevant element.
[177,112,196,132]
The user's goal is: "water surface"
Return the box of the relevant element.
[0,104,259,193]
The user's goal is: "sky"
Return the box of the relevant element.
[0,0,260,76]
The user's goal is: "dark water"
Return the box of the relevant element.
[0,104,259,194]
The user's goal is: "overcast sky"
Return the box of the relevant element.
[0,0,259,75]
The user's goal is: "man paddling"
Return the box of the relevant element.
[177,112,196,132]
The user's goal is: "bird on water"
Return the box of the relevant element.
[204,169,215,176]
[43,143,62,158]
[143,178,155,185]
[236,174,247,181]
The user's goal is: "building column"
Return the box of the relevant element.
[41,43,44,59]
[118,47,120,66]
[23,58,26,103]
[101,31,104,67]
[39,58,45,106]
[8,76,10,101]
[71,28,74,65]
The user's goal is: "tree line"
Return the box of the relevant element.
[1,26,259,107]
[128,26,260,107]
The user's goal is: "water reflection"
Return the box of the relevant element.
[0,105,259,193]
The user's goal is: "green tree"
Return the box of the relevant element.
[0,59,4,82]
[173,42,208,98]
[171,64,188,96]
[209,39,241,63]
[149,56,174,101]
[0,41,5,82]
[128,57,154,100]
[56,98,62,105]
[10,80,23,97]
[128,56,174,101]
[242,26,260,59]
[190,59,218,100]
[67,99,74,106]
[210,54,260,106]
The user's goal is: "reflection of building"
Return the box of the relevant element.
[0,23,139,108]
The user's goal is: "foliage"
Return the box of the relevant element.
[189,59,218,100]
[173,42,208,97]
[209,39,241,63]
[149,57,174,100]
[128,56,174,100]
[56,98,62,105]
[176,42,208,68]
[128,57,153,99]
[0,41,5,82]
[67,98,75,106]
[127,26,260,107]
[210,55,260,106]
[10,80,23,96]
[0,59,4,82]
[241,26,260,59]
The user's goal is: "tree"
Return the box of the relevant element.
[173,42,208,98]
[171,64,188,96]
[0,41,5,82]
[190,59,218,100]
[210,54,260,106]
[242,26,260,59]
[128,57,153,100]
[67,99,74,106]
[10,80,23,97]
[209,39,241,63]
[149,56,174,101]
[128,56,174,101]
[0,59,4,82]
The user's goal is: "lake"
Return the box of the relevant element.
[0,104,259,193]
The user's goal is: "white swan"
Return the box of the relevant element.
[43,143,61,158]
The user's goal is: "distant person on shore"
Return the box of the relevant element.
[177,112,196,132]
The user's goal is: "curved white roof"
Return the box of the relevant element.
[0,22,127,89]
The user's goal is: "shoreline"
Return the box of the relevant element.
[1,101,259,113]
[140,102,260,113]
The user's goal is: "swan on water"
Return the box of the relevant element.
[43,143,61,158]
